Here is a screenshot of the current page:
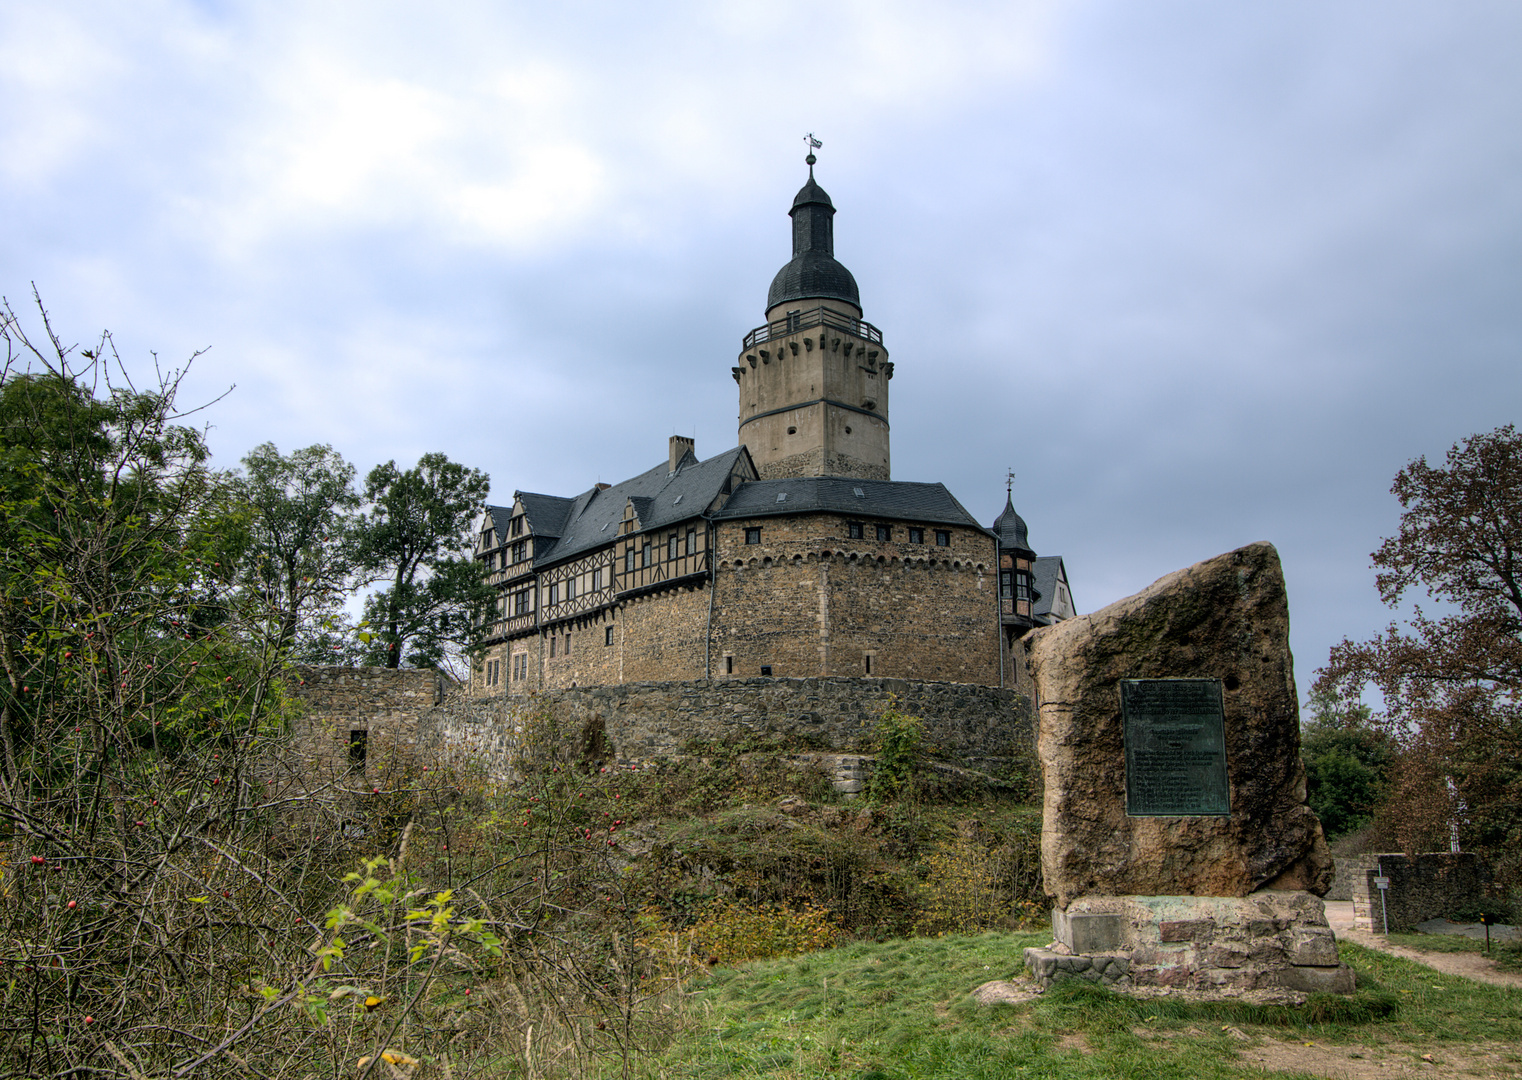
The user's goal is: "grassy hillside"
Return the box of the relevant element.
[654,934,1522,1080]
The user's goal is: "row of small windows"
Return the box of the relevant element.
[626,527,699,572]
[1000,569,1031,602]
[744,523,953,546]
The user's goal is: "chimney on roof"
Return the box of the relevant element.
[669,435,695,476]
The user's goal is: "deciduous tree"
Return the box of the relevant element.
[237,441,362,654]
[1316,425,1522,879]
[355,453,492,671]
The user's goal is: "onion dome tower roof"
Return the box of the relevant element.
[766,157,861,313]
[993,494,1033,554]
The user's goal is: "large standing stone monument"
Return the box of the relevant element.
[1020,542,1352,994]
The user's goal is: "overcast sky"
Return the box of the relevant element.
[4,0,1519,704]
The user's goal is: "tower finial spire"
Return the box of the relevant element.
[1006,468,1017,501]
[804,132,822,176]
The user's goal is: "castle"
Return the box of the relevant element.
[470,155,1075,697]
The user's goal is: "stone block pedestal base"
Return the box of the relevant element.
[1025,892,1355,995]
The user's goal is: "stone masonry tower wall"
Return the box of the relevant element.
[736,307,892,481]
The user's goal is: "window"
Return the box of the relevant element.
[566,577,577,601]
[909,527,924,545]
[642,541,652,567]
[510,515,525,537]
[864,655,872,675]
[512,540,527,563]
[725,655,734,674]
[935,530,951,547]
[668,533,678,560]
[625,548,635,573]
[875,524,891,542]
[760,664,773,676]
[745,527,762,545]
[513,653,526,681]
[848,521,864,540]
[564,634,571,656]
[482,529,494,549]
[592,567,602,591]
[546,582,559,606]
[348,730,367,770]
[549,636,556,658]
[605,625,614,646]
[786,309,801,331]
[687,527,697,555]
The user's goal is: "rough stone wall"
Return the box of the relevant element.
[416,676,1032,785]
[620,586,711,682]
[288,665,444,780]
[1348,853,1493,933]
[709,514,999,683]
[755,447,891,483]
[542,608,624,689]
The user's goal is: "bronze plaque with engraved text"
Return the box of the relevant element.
[1122,678,1230,816]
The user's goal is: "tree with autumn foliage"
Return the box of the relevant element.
[1315,424,1522,882]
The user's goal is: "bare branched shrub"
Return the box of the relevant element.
[0,299,687,1079]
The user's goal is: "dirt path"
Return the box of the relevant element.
[1324,902,1522,989]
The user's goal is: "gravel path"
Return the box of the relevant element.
[1324,901,1522,989]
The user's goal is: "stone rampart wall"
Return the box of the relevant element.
[1348,852,1493,933]
[287,665,446,779]
[289,663,1033,794]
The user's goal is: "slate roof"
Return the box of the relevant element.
[482,505,514,543]
[792,175,834,210]
[1032,555,1073,621]
[768,253,861,312]
[529,446,753,569]
[516,492,576,539]
[712,476,989,532]
[768,172,861,312]
[991,496,1032,553]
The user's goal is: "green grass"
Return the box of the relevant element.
[636,932,1522,1080]
[1386,931,1522,970]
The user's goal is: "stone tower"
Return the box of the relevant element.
[734,155,893,480]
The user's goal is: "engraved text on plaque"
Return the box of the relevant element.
[1122,679,1230,817]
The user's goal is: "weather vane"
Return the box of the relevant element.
[804,132,822,172]
[1006,468,1017,499]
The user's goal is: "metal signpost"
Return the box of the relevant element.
[1373,873,1390,935]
